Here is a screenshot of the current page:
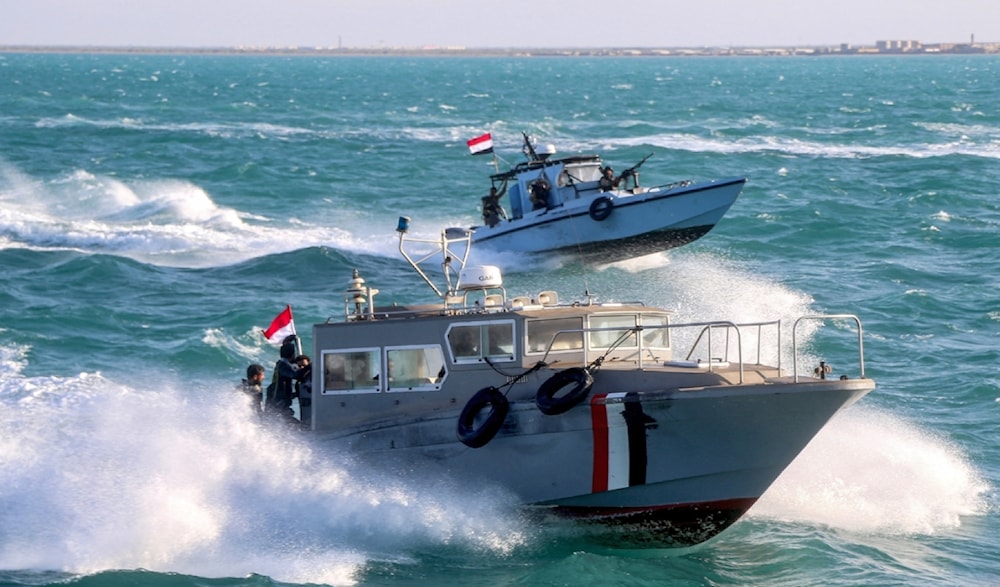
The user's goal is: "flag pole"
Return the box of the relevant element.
[288,305,301,356]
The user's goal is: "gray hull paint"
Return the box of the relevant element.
[317,376,871,509]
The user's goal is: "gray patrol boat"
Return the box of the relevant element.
[306,219,875,546]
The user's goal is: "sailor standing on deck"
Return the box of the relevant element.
[265,334,300,425]
[238,363,266,419]
[482,185,508,227]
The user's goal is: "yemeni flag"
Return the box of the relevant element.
[262,305,296,345]
[467,132,494,155]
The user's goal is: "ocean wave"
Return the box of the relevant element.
[606,132,1000,160]
[0,347,528,584]
[35,113,999,163]
[34,114,328,141]
[0,163,397,268]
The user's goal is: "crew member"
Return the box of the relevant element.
[599,166,622,191]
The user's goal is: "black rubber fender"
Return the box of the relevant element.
[589,196,614,221]
[536,367,594,415]
[456,386,509,448]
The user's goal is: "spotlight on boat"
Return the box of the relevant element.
[396,216,411,234]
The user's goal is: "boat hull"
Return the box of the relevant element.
[536,497,757,547]
[318,374,873,546]
[472,177,746,263]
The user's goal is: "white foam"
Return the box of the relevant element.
[593,130,1000,160]
[0,162,399,268]
[751,407,989,535]
[0,346,528,584]
[599,251,672,273]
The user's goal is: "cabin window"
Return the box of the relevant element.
[321,348,380,395]
[588,315,638,350]
[446,320,516,363]
[386,345,447,392]
[562,161,603,185]
[526,317,584,354]
[641,314,671,349]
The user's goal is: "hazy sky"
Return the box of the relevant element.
[2,0,997,49]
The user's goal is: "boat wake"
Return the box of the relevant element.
[0,345,528,585]
[750,407,989,535]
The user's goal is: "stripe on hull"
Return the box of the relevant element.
[591,392,650,493]
[581,393,760,546]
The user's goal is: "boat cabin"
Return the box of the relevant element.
[310,283,674,434]
[304,223,797,443]
[496,154,607,220]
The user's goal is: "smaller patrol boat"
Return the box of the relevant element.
[470,133,747,263]
[306,221,875,546]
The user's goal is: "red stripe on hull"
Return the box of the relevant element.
[590,394,609,492]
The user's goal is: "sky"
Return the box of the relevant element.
[1,0,998,49]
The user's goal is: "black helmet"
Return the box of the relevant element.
[280,335,298,360]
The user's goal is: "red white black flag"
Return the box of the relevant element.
[467,132,494,155]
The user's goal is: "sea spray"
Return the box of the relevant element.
[750,407,989,534]
[0,346,529,584]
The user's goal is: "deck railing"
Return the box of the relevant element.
[541,313,867,385]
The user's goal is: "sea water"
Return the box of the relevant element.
[0,52,997,586]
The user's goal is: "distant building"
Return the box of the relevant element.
[875,40,923,52]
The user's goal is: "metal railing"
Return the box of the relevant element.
[538,314,867,385]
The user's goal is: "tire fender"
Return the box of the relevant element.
[457,386,509,448]
[536,367,594,415]
[589,196,614,221]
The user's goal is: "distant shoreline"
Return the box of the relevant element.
[2,42,998,57]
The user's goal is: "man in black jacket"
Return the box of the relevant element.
[265,334,300,425]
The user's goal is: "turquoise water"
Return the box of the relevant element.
[0,52,997,586]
